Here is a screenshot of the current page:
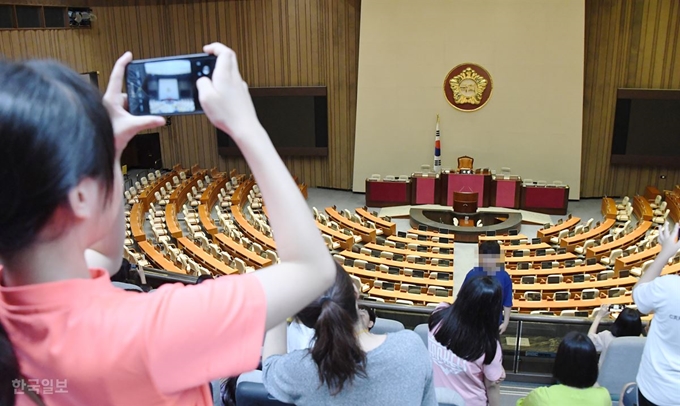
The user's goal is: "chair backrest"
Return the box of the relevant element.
[520,275,536,284]
[371,317,405,334]
[620,382,639,406]
[236,381,293,406]
[111,281,144,292]
[413,323,429,347]
[457,155,474,171]
[597,337,646,401]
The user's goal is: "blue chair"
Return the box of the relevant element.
[370,317,405,334]
[620,382,639,406]
[235,381,293,406]
[414,323,429,347]
[597,337,646,402]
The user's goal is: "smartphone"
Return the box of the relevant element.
[125,53,217,116]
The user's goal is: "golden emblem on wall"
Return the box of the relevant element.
[443,63,493,112]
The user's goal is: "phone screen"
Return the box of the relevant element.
[126,53,217,116]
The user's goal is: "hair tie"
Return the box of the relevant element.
[319,296,332,306]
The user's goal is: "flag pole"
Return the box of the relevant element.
[434,114,441,173]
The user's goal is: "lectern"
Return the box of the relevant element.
[453,191,478,213]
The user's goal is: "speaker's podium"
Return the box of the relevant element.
[440,171,492,208]
[453,191,478,213]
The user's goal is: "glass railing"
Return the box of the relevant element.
[360,300,631,382]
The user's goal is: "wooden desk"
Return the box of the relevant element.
[602,197,618,219]
[644,186,661,201]
[231,205,277,250]
[200,176,228,205]
[502,243,551,255]
[388,236,455,249]
[177,237,236,275]
[368,287,453,305]
[410,174,440,205]
[537,216,580,242]
[614,245,661,274]
[513,276,638,293]
[633,195,653,221]
[586,221,652,259]
[165,204,183,238]
[138,241,185,274]
[130,203,147,242]
[666,193,680,223]
[513,295,633,313]
[137,172,175,207]
[560,218,616,252]
[364,243,455,260]
[491,178,521,209]
[365,179,412,208]
[479,234,528,242]
[341,251,454,274]
[441,172,492,207]
[198,205,218,236]
[326,206,376,243]
[169,171,205,204]
[343,266,454,288]
[214,233,271,268]
[520,185,569,215]
[316,222,354,250]
[504,253,576,267]
[407,228,456,241]
[507,264,606,279]
[356,207,396,236]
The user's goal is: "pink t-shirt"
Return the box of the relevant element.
[428,306,505,406]
[0,268,267,406]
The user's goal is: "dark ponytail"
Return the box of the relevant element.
[0,322,20,405]
[297,264,367,395]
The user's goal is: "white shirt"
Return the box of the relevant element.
[634,275,680,406]
[286,320,315,353]
[589,330,615,354]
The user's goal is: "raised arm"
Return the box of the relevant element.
[588,304,609,337]
[197,43,335,330]
[86,52,165,274]
[633,223,680,290]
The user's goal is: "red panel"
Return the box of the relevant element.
[414,177,436,204]
[367,181,409,204]
[524,187,567,208]
[447,174,485,206]
[495,180,518,208]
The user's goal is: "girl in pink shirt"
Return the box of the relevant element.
[0,43,336,406]
[428,276,506,406]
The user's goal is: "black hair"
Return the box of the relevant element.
[479,240,501,256]
[297,263,367,395]
[358,305,376,330]
[0,59,115,406]
[428,276,502,364]
[0,59,115,258]
[610,308,642,338]
[553,331,599,388]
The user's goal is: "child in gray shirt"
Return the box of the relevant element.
[261,265,437,406]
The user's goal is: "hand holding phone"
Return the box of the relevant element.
[126,53,217,116]
[195,43,261,139]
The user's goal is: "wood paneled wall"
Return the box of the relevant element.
[0,0,360,189]
[5,0,679,195]
[582,0,680,197]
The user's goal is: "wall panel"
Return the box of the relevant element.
[0,0,360,189]
[582,0,680,197]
